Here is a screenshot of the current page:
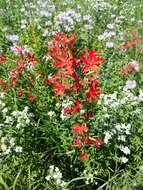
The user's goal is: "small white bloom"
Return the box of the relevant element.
[15,146,22,153]
[1,144,7,152]
[139,90,143,101]
[49,165,55,172]
[107,23,114,29]
[125,80,136,89]
[118,135,126,142]
[104,132,112,144]
[119,146,130,155]
[48,111,56,117]
[6,34,19,42]
[45,175,51,181]
[4,116,13,124]
[106,41,114,48]
[2,108,8,114]
[120,156,128,163]
[15,123,24,129]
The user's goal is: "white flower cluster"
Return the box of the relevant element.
[11,106,34,128]
[19,1,94,35]
[103,123,131,164]
[0,93,34,128]
[97,14,125,48]
[55,9,93,32]
[99,85,143,110]
[104,123,131,144]
[88,0,112,12]
[83,169,98,185]
[47,111,56,117]
[0,94,34,159]
[0,136,22,157]
[45,165,66,187]
[6,34,19,43]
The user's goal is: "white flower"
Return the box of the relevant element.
[120,156,128,163]
[1,144,7,152]
[15,146,22,153]
[119,146,130,155]
[6,34,19,42]
[43,29,49,37]
[4,116,13,124]
[106,41,114,48]
[139,90,143,101]
[107,23,114,29]
[45,175,51,181]
[104,132,112,144]
[2,108,8,114]
[49,165,55,172]
[48,111,56,117]
[55,167,60,172]
[125,80,136,89]
[15,123,24,129]
[98,34,105,41]
[21,24,27,29]
[118,135,126,142]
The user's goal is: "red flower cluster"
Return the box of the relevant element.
[72,123,104,160]
[1,47,37,102]
[122,30,141,49]
[47,33,105,160]
[47,32,104,103]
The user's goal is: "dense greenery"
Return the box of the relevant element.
[0,0,143,189]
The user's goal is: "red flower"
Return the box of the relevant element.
[18,88,23,97]
[80,49,104,74]
[64,106,72,114]
[28,95,36,102]
[0,54,7,63]
[10,79,17,88]
[80,152,88,160]
[95,138,104,147]
[74,139,83,149]
[53,82,65,96]
[0,79,4,85]
[83,137,104,148]
[72,123,88,136]
[72,99,81,112]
